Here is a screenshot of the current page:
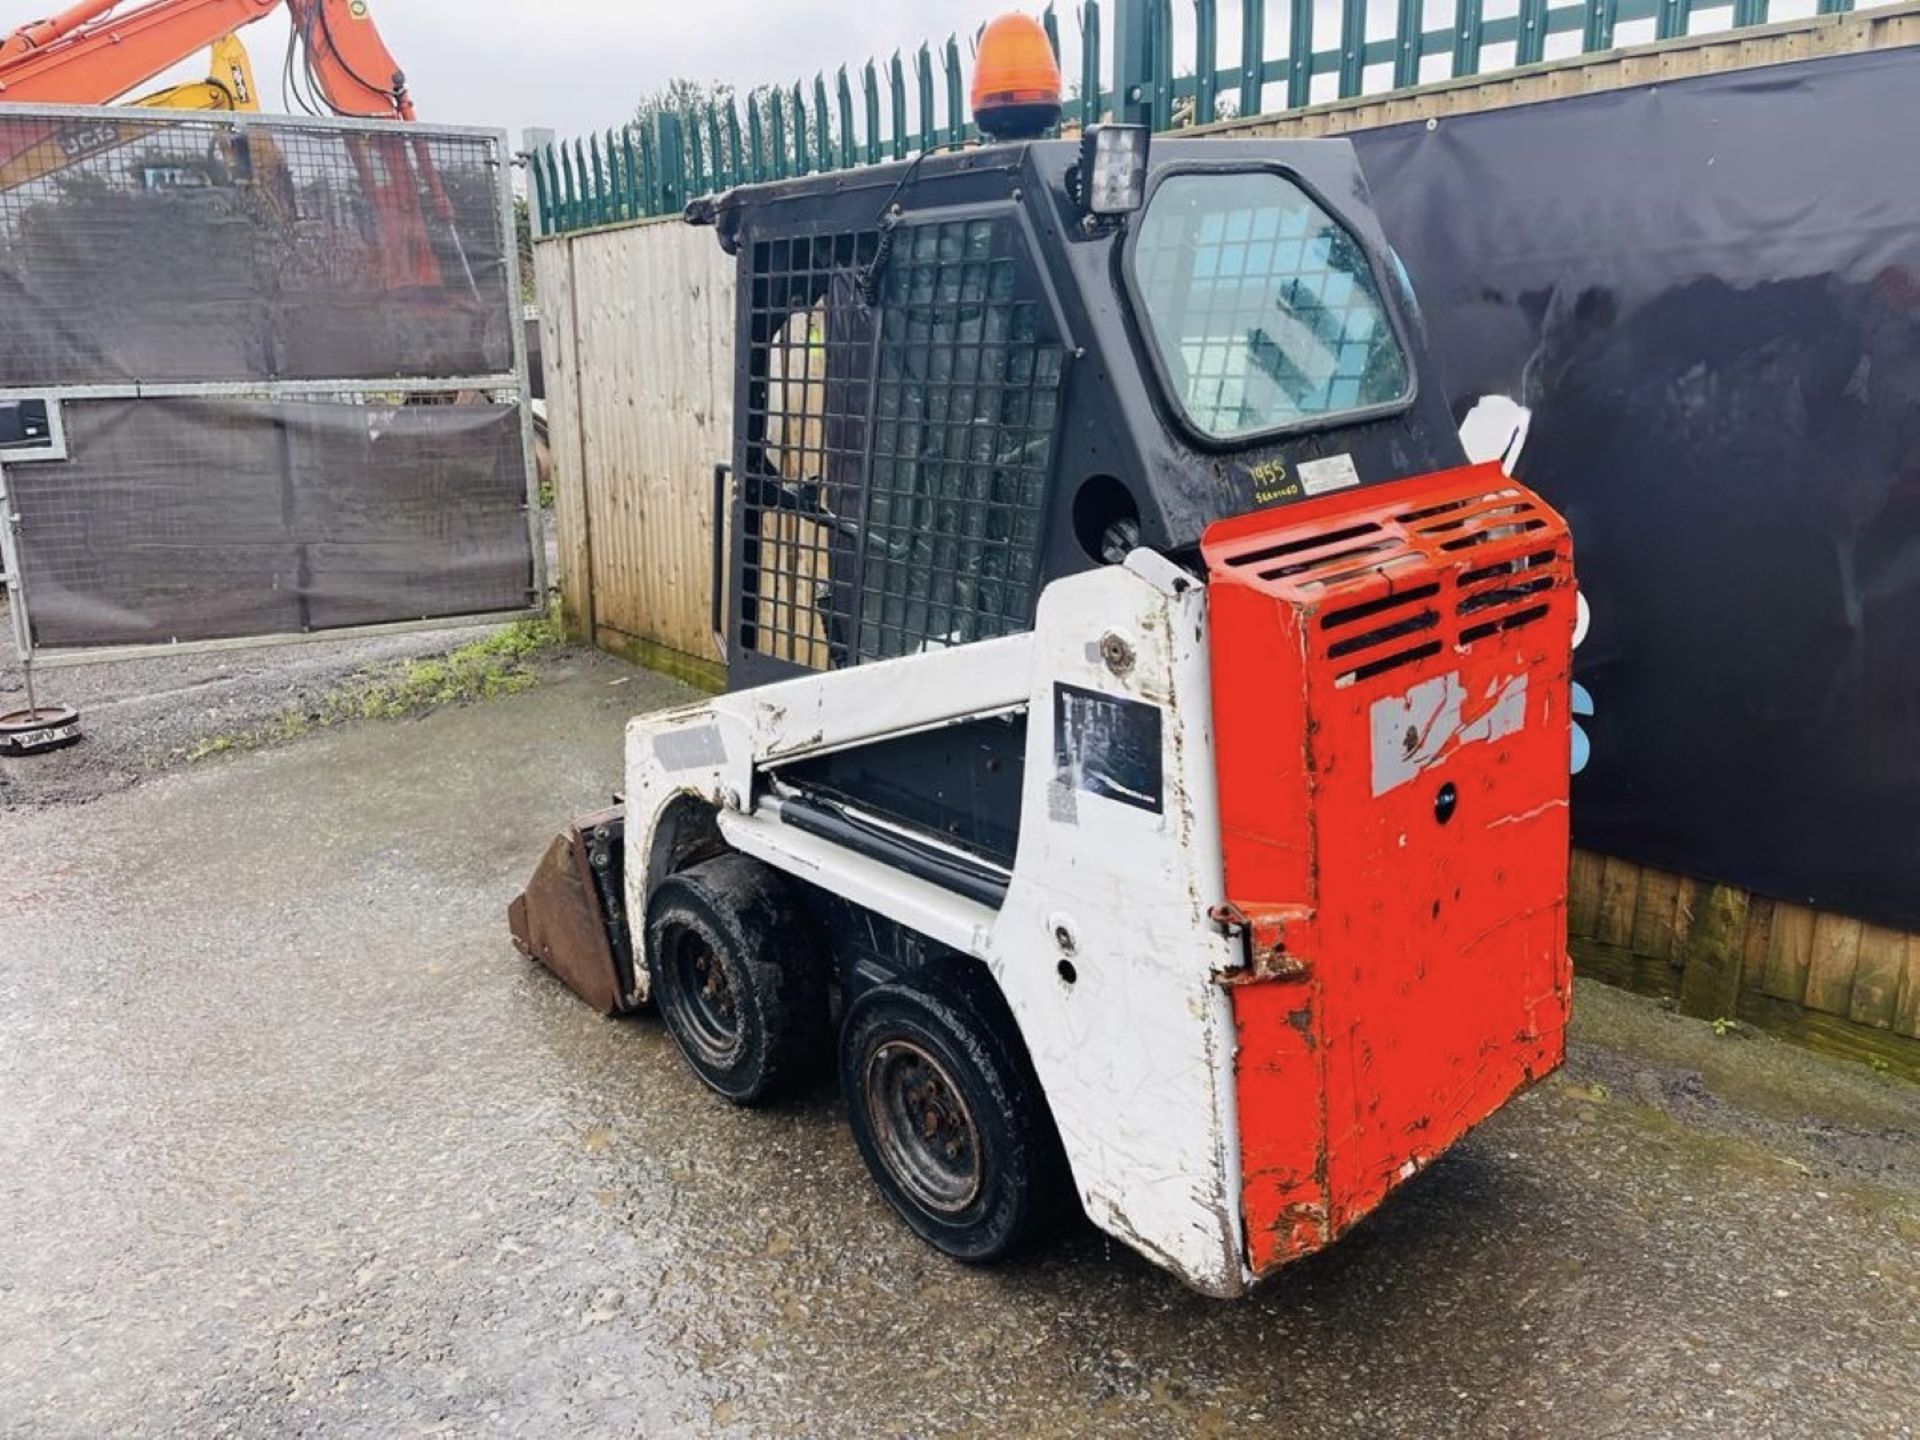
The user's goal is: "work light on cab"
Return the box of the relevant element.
[970,12,1062,140]
[1077,123,1150,214]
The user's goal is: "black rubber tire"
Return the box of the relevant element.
[840,970,1063,1264]
[645,853,828,1105]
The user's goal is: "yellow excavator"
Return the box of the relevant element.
[0,32,260,193]
[134,30,257,111]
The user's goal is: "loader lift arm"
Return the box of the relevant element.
[0,0,410,117]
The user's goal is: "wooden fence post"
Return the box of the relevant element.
[1677,882,1748,1021]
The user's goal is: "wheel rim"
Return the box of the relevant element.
[666,927,740,1064]
[864,1038,983,1215]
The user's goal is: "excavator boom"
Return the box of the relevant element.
[0,0,451,305]
[0,0,409,116]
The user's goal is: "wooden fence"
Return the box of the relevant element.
[535,220,732,689]
[1566,856,1919,1077]
[529,4,1920,1076]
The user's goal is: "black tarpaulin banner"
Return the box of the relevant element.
[13,397,534,648]
[1349,47,1920,930]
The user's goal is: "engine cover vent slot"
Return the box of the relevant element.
[1459,547,1558,589]
[1458,575,1555,615]
[1320,581,1441,630]
[1336,639,1444,687]
[1223,521,1381,571]
[1325,608,1440,659]
[1201,463,1576,690]
[1260,539,1402,583]
[1460,603,1552,646]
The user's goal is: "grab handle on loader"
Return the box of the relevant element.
[710,461,730,654]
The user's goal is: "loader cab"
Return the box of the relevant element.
[689,130,1466,693]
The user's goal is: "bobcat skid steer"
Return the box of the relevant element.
[511,25,1575,1298]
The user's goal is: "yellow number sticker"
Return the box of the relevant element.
[1248,459,1299,505]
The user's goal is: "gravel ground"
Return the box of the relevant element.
[0,512,562,812]
[0,601,537,811]
[1,662,1916,1439]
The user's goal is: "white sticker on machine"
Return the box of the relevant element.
[1297,453,1361,495]
[1369,670,1529,796]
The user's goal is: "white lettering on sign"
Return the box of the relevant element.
[1369,670,1529,797]
[1297,453,1361,496]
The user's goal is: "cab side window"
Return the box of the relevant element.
[1130,172,1410,442]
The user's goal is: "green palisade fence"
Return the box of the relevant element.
[530,0,1861,234]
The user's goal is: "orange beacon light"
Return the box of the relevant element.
[970,12,1063,140]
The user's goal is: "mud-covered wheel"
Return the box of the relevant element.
[645,853,827,1105]
[841,972,1063,1264]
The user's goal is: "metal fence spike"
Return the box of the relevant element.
[915,43,935,154]
[836,67,856,170]
[793,82,810,175]
[815,74,833,172]
[889,51,907,160]
[1287,0,1313,109]
[1082,0,1103,127]
[945,35,966,144]
[1240,0,1265,115]
[529,0,1764,231]
[1339,0,1366,98]
[1195,0,1218,124]
[862,59,881,165]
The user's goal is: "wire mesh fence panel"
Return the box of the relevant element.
[0,111,513,386]
[0,107,538,657]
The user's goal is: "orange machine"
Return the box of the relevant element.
[0,0,411,116]
[0,0,444,290]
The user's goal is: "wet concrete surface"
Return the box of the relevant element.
[1,662,1916,1438]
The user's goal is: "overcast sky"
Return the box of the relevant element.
[142,1,1036,144]
[74,0,1840,146]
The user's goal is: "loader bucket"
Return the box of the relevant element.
[507,805,640,1014]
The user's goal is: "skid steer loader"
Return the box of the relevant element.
[511,17,1575,1297]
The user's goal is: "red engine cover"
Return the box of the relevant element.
[1203,461,1576,1276]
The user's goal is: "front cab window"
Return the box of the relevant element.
[1129,171,1411,443]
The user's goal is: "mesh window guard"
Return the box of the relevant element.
[860,216,1063,663]
[737,214,1064,673]
[741,231,880,670]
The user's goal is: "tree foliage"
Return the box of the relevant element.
[633,78,735,131]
